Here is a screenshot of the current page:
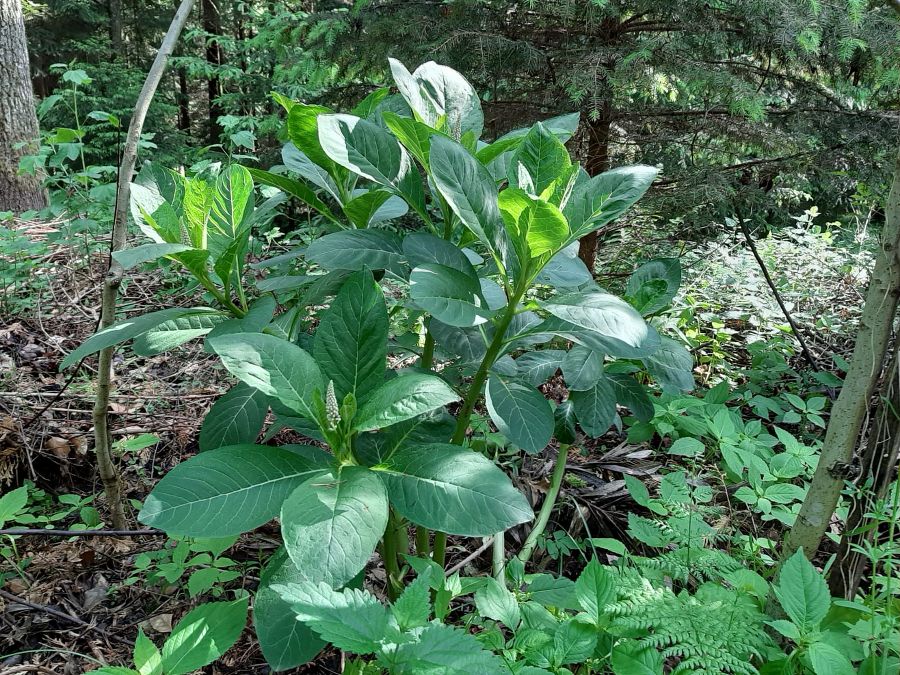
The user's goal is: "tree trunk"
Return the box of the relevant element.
[108,0,124,57]
[829,346,900,598]
[781,148,900,563]
[577,106,612,273]
[0,0,47,213]
[202,0,223,143]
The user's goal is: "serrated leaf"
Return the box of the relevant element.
[575,560,615,624]
[138,445,328,537]
[611,639,663,675]
[376,443,532,535]
[485,375,553,454]
[391,573,432,631]
[475,577,520,628]
[281,467,388,588]
[552,619,596,666]
[133,629,162,675]
[160,598,248,675]
[808,641,855,675]
[379,622,503,673]
[354,373,459,431]
[775,549,831,631]
[273,581,390,655]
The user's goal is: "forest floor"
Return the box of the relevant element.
[0,215,870,673]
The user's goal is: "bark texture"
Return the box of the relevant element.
[0,0,47,212]
[782,148,900,562]
[202,0,223,143]
[577,109,611,273]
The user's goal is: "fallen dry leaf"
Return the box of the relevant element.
[46,436,71,459]
[140,613,173,634]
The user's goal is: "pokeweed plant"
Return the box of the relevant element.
[62,59,694,671]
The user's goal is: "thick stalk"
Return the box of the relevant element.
[415,526,430,557]
[781,149,900,563]
[382,510,403,600]
[492,530,505,580]
[91,0,196,529]
[519,444,570,564]
[433,287,528,567]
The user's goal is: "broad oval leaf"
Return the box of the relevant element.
[642,335,694,392]
[306,229,404,274]
[485,375,553,454]
[514,350,564,387]
[561,346,604,391]
[281,467,388,588]
[541,292,656,355]
[774,549,830,631]
[508,122,572,197]
[60,307,218,369]
[199,382,269,452]
[313,269,388,403]
[376,443,533,535]
[563,165,658,239]
[318,113,408,186]
[210,333,325,422]
[354,373,459,432]
[161,598,248,675]
[536,242,592,287]
[132,310,229,356]
[139,445,328,537]
[625,258,682,316]
[410,263,492,327]
[255,548,324,670]
[402,231,475,274]
[112,242,193,269]
[570,378,617,437]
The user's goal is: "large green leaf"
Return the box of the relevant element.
[282,142,342,202]
[389,58,484,139]
[561,346,604,391]
[286,103,342,180]
[429,134,501,247]
[563,165,658,239]
[382,111,441,170]
[132,310,229,356]
[380,623,504,673]
[485,375,553,454]
[607,373,654,422]
[536,243,592,287]
[341,189,393,228]
[774,549,831,631]
[508,122,571,196]
[475,577,521,628]
[570,378,617,437]
[161,598,248,675]
[211,333,324,421]
[476,112,580,166]
[808,642,855,675]
[610,640,663,675]
[574,560,616,625]
[313,269,387,403]
[281,467,388,588]
[514,350,565,387]
[499,189,569,259]
[375,443,532,535]
[255,548,324,671]
[60,307,217,369]
[306,229,404,274]
[541,292,656,355]
[247,168,342,227]
[199,382,269,452]
[642,336,694,392]
[410,263,492,327]
[625,258,681,316]
[274,581,390,655]
[139,445,328,536]
[318,113,408,186]
[112,242,193,269]
[402,231,475,274]
[209,164,253,248]
[354,373,459,432]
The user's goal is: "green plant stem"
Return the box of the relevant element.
[382,510,403,601]
[433,284,529,568]
[415,526,430,557]
[492,530,505,581]
[420,326,435,370]
[518,444,570,564]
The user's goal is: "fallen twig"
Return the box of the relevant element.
[0,528,162,537]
